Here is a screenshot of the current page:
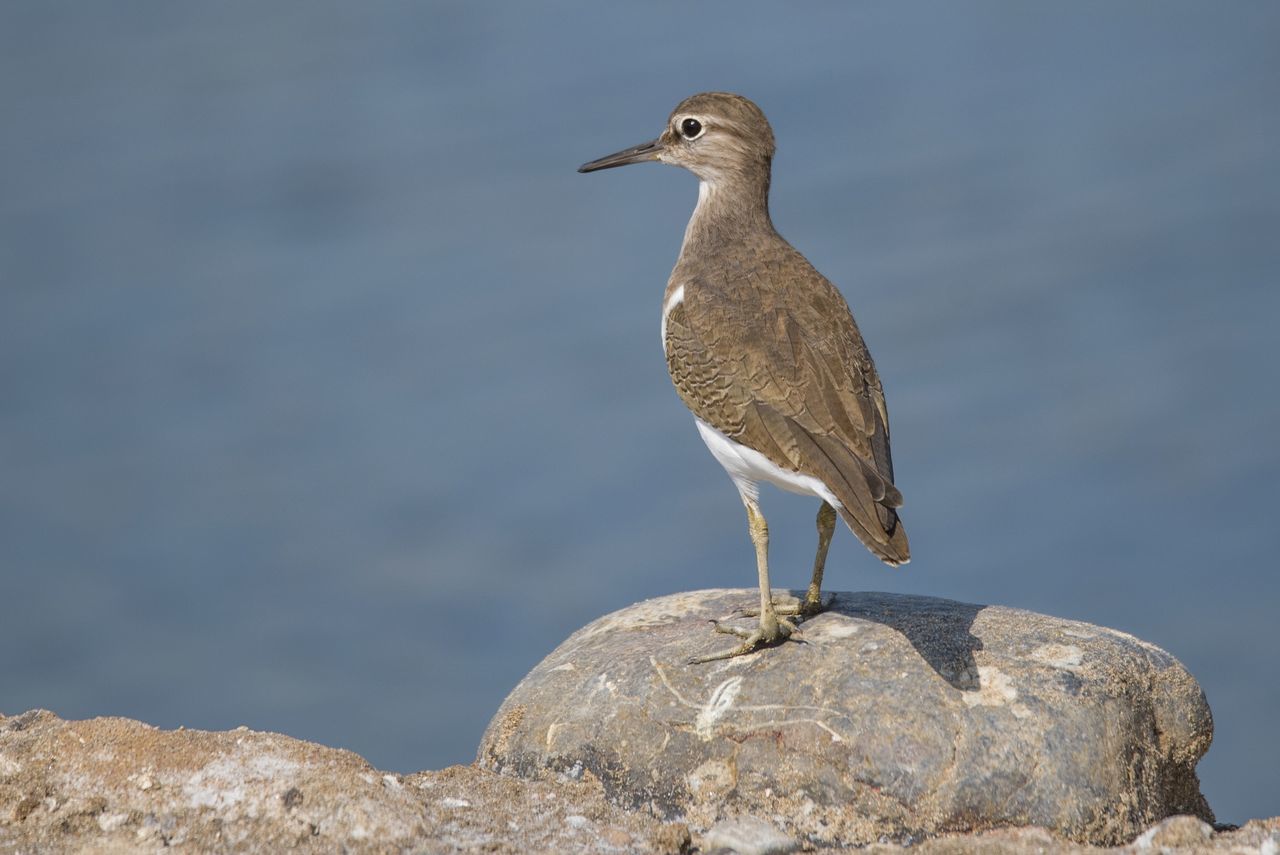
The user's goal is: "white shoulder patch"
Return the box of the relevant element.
[661,284,685,348]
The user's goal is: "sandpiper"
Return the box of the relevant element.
[579,92,909,662]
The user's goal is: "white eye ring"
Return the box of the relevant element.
[677,116,705,141]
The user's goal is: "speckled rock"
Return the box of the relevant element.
[0,710,691,854]
[477,589,1215,847]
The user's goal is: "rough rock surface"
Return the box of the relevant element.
[1,709,1274,853]
[868,817,1280,854]
[0,709,691,854]
[477,589,1215,847]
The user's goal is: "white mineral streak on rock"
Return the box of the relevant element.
[1031,643,1084,672]
[184,753,302,809]
[813,621,861,639]
[578,590,724,640]
[695,677,743,738]
[962,666,1018,708]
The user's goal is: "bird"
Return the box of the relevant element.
[578,92,909,662]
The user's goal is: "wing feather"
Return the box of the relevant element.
[663,247,909,565]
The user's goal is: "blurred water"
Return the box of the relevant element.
[2,1,1277,824]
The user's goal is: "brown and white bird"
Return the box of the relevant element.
[579,92,909,661]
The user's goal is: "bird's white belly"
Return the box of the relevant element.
[694,417,842,509]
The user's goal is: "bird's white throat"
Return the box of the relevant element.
[681,180,716,248]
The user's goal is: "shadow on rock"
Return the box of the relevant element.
[822,591,985,691]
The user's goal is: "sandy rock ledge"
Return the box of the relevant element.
[0,709,689,854]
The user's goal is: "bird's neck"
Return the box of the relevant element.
[679,170,776,258]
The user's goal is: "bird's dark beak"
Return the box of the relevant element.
[577,138,664,173]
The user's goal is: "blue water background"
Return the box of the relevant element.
[2,2,1277,823]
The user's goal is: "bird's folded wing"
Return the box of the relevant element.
[664,273,908,564]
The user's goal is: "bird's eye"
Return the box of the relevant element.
[680,118,704,140]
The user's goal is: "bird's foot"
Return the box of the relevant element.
[688,614,801,664]
[741,592,831,620]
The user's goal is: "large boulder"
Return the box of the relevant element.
[477,589,1214,847]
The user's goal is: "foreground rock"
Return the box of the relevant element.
[478,589,1214,847]
[0,710,690,854]
[1,710,1274,853]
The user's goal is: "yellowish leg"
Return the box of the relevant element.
[740,501,836,621]
[803,501,838,613]
[690,499,798,664]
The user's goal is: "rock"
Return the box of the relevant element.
[0,708,1271,854]
[0,710,690,854]
[701,815,796,854]
[1131,814,1213,849]
[477,589,1215,847]
[869,820,1278,853]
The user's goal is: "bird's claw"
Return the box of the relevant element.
[688,615,802,664]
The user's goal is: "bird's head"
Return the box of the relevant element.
[578,91,775,185]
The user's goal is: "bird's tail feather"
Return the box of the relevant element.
[753,404,910,566]
[838,503,910,566]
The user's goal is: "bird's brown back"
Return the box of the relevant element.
[664,233,909,564]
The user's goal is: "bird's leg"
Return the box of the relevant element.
[739,501,836,619]
[690,499,798,664]
[802,501,837,614]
